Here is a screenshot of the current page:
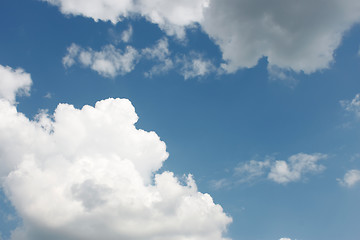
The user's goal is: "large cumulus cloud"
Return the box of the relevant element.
[0,65,232,240]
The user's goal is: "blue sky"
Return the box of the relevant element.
[0,0,360,240]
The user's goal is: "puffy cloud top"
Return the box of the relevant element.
[0,66,231,240]
[0,65,32,104]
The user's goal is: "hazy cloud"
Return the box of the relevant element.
[340,93,360,118]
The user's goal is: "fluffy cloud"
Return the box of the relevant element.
[63,38,216,80]
[142,38,174,77]
[43,0,209,38]
[0,65,32,104]
[215,153,327,187]
[338,169,360,187]
[279,238,291,240]
[46,0,360,76]
[177,53,215,80]
[201,0,360,74]
[0,68,231,240]
[340,93,360,118]
[63,43,140,78]
[268,153,326,184]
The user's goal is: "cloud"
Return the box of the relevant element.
[177,53,215,80]
[234,159,271,183]
[340,93,360,118]
[0,68,231,240]
[201,0,360,74]
[338,169,360,187]
[43,0,209,38]
[63,43,140,78]
[268,153,327,184]
[279,238,291,240]
[0,65,32,104]
[214,153,327,188]
[46,0,360,78]
[121,24,133,43]
[142,38,174,77]
[63,38,215,80]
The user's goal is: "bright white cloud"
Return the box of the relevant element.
[338,169,360,187]
[43,0,209,38]
[201,0,360,74]
[279,238,291,240]
[340,93,360,118]
[0,69,231,240]
[0,65,32,104]
[63,43,140,78]
[268,153,327,184]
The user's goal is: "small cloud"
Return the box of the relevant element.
[0,65,32,104]
[177,53,215,80]
[340,93,360,119]
[121,25,133,43]
[234,159,271,183]
[63,44,140,78]
[142,38,174,77]
[338,169,360,187]
[268,153,327,184]
[108,25,133,44]
[44,92,52,99]
[279,238,291,240]
[210,178,231,190]
[267,64,298,88]
[212,153,327,188]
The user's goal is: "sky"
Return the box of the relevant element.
[0,0,360,240]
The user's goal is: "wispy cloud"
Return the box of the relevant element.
[211,153,327,189]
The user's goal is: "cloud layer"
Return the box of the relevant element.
[0,66,231,240]
[45,0,360,75]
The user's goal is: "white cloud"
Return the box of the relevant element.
[46,0,360,76]
[268,153,327,184]
[63,43,140,78]
[0,65,32,104]
[214,153,327,188]
[279,238,291,240]
[43,0,209,38]
[234,159,270,183]
[201,0,360,74]
[338,169,360,187]
[0,69,231,240]
[177,53,215,80]
[121,24,133,43]
[340,93,360,118]
[142,38,174,77]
